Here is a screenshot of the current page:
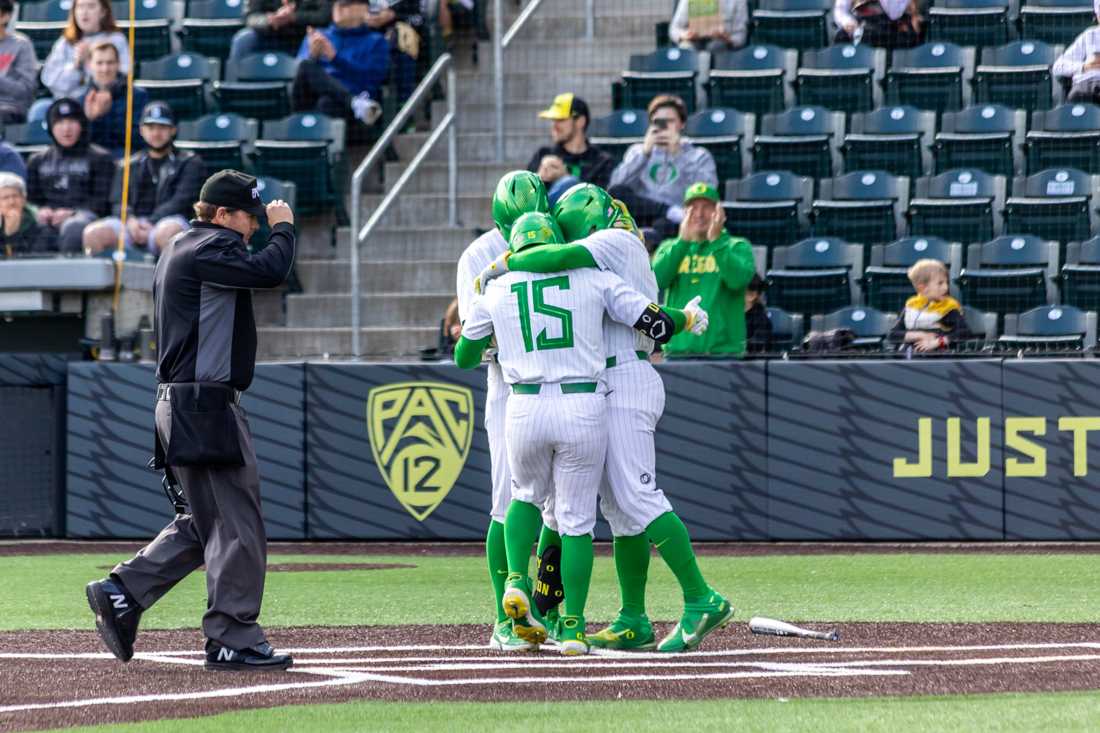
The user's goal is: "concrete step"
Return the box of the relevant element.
[296,259,458,293]
[360,192,492,229]
[286,292,453,328]
[253,289,285,327]
[456,71,617,106]
[505,13,669,42]
[473,39,656,73]
[318,226,481,260]
[382,161,517,195]
[257,326,439,359]
[436,101,554,134]
[392,130,539,164]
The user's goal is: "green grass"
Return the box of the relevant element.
[44,693,1100,732]
[5,551,1099,631]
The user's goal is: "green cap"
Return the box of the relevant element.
[492,171,549,239]
[552,183,618,242]
[683,181,719,204]
[509,212,564,253]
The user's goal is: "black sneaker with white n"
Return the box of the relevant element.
[85,577,143,662]
[205,641,294,671]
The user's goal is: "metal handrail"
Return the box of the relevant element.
[348,53,457,359]
[494,0,544,161]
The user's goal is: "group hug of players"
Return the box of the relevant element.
[454,172,732,656]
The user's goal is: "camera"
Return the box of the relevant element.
[652,118,670,130]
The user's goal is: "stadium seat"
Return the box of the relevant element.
[1000,304,1097,353]
[841,105,935,180]
[722,171,814,254]
[27,98,53,123]
[620,48,697,113]
[767,237,863,319]
[863,236,963,312]
[972,40,1061,112]
[137,53,221,122]
[212,52,297,120]
[1018,0,1096,48]
[175,112,259,173]
[685,108,754,194]
[765,307,805,351]
[1059,237,1100,312]
[587,109,648,166]
[4,119,51,160]
[251,113,347,220]
[707,45,796,116]
[795,44,885,115]
[811,306,894,350]
[111,0,171,62]
[811,170,909,249]
[886,42,975,114]
[932,104,1025,179]
[963,307,1001,348]
[1025,103,1100,175]
[179,0,247,62]
[14,0,67,62]
[1004,167,1097,245]
[909,168,1006,244]
[750,0,832,52]
[956,235,1059,317]
[927,0,1011,49]
[752,106,844,182]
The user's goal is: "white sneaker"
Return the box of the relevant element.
[351,92,382,125]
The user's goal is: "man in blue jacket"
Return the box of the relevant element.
[291,0,389,126]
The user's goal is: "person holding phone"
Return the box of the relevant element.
[608,94,717,243]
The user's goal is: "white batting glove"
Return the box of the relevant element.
[473,251,511,295]
[683,295,709,335]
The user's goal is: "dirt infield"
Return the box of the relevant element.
[2,622,1100,731]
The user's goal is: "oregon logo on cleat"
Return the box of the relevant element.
[366,381,474,521]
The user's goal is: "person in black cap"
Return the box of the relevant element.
[85,169,296,672]
[25,97,115,254]
[83,101,206,256]
[526,92,614,197]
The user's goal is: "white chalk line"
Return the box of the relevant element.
[342,669,908,687]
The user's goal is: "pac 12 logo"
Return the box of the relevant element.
[366,381,473,521]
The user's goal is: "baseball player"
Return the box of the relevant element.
[455,211,708,656]
[456,170,550,652]
[478,183,735,653]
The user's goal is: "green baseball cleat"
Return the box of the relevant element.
[543,607,561,643]
[487,621,534,652]
[502,574,547,646]
[657,590,735,653]
[588,613,657,650]
[557,614,589,656]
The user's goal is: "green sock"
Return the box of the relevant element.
[646,512,708,602]
[560,533,594,618]
[503,500,542,578]
[536,525,562,558]
[613,533,651,617]
[486,520,508,623]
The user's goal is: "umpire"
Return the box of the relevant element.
[86,170,296,672]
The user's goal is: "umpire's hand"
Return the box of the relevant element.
[267,200,294,227]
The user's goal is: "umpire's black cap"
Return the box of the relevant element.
[200,170,266,217]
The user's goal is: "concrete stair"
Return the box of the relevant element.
[287,293,454,328]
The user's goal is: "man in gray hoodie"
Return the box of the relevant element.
[0,0,39,124]
[608,94,717,243]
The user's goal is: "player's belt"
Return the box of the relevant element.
[157,382,241,405]
[605,350,648,368]
[512,382,598,395]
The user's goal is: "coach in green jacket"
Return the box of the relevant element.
[652,182,755,356]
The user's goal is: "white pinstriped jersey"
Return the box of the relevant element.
[462,268,653,385]
[580,229,659,357]
[456,229,508,323]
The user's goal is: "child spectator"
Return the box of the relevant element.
[0,0,40,125]
[232,0,334,60]
[888,258,972,351]
[669,0,748,53]
[366,0,423,105]
[41,0,130,100]
[744,273,772,353]
[82,41,145,157]
[1053,3,1100,103]
[0,172,57,257]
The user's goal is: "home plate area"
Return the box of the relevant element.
[2,623,1100,730]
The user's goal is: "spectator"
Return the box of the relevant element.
[25,98,115,254]
[888,259,972,351]
[833,0,924,49]
[0,172,57,257]
[669,0,748,53]
[82,41,146,157]
[41,0,130,100]
[367,1,424,104]
[0,139,26,179]
[744,273,772,353]
[651,182,755,357]
[291,0,389,126]
[232,0,333,61]
[82,102,205,257]
[0,0,39,125]
[608,94,717,242]
[1053,6,1100,103]
[526,93,614,201]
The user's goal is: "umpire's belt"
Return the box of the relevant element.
[512,381,598,395]
[157,382,241,405]
[605,350,649,368]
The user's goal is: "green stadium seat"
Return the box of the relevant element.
[587,109,648,166]
[811,306,894,350]
[1004,167,1097,245]
[179,0,247,63]
[910,168,1006,244]
[863,236,963,312]
[620,48,697,113]
[764,307,805,352]
[723,171,814,254]
[213,52,297,120]
[956,235,1059,317]
[112,0,171,62]
[175,112,259,173]
[1059,237,1100,312]
[767,237,863,319]
[14,0,67,63]
[137,53,221,122]
[1018,0,1096,48]
[707,45,796,116]
[842,105,934,180]
[999,304,1097,353]
[972,40,1061,112]
[1025,103,1100,175]
[928,0,1010,48]
[795,44,885,115]
[886,42,975,114]
[685,108,754,195]
[750,0,832,52]
[812,170,909,248]
[251,113,347,221]
[933,104,1025,180]
[753,106,844,182]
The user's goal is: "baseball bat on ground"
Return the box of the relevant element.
[748,616,840,641]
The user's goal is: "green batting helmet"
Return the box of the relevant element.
[552,183,618,241]
[492,171,549,239]
[509,212,564,253]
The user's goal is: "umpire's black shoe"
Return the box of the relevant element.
[205,641,293,671]
[85,576,142,662]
